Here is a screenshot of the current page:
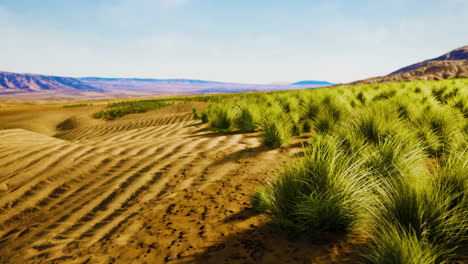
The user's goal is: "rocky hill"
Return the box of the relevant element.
[353,45,468,84]
[0,72,101,94]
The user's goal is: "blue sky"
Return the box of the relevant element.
[0,0,467,83]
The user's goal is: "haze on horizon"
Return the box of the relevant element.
[0,0,467,84]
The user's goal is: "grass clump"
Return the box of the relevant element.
[365,137,427,186]
[259,135,375,233]
[362,224,443,264]
[356,91,366,105]
[412,105,465,157]
[302,119,313,133]
[346,109,390,145]
[192,108,202,120]
[373,89,397,101]
[371,180,467,262]
[368,150,467,262]
[309,95,349,134]
[205,103,234,131]
[233,101,261,132]
[451,95,468,118]
[432,150,467,214]
[260,114,293,148]
[251,186,271,213]
[313,111,336,134]
[301,97,321,120]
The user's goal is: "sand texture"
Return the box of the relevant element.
[0,103,363,263]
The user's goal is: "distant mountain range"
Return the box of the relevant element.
[0,72,333,96]
[77,77,333,94]
[2,45,466,98]
[0,72,102,94]
[353,45,468,84]
[80,77,218,84]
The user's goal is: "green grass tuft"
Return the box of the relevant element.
[251,186,272,212]
[260,114,293,148]
[362,224,443,264]
[413,105,465,157]
[263,135,376,233]
[206,103,234,131]
[233,101,261,132]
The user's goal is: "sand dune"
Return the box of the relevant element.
[0,103,363,263]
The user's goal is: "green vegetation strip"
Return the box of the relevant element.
[198,79,468,263]
[93,100,172,120]
[92,94,248,120]
[63,104,90,108]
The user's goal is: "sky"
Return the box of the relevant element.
[0,0,467,84]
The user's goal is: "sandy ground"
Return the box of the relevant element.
[0,103,364,264]
[0,91,173,104]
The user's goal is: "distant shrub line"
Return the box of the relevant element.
[63,104,90,108]
[93,100,172,120]
[93,93,254,120]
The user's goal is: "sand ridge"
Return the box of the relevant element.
[0,103,363,263]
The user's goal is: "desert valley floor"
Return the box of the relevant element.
[0,103,364,264]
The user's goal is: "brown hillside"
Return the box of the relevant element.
[353,45,468,84]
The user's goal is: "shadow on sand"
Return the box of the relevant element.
[208,145,270,167]
[189,129,260,139]
[177,208,364,264]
